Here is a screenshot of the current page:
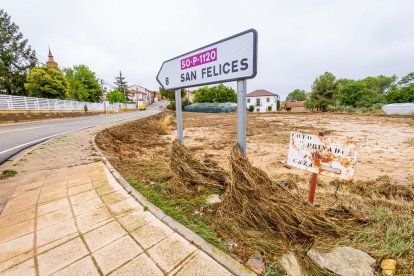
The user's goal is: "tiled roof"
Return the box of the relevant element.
[246,90,277,97]
[283,101,305,108]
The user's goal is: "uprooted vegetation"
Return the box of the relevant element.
[95,112,414,275]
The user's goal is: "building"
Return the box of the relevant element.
[148,90,161,103]
[185,90,195,103]
[46,48,58,67]
[281,101,306,112]
[127,85,150,105]
[246,89,279,112]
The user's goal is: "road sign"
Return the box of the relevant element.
[287,132,359,182]
[156,29,257,90]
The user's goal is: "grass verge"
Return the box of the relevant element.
[127,177,227,251]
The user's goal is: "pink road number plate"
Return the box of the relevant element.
[181,48,217,70]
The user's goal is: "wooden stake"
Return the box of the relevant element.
[308,132,324,204]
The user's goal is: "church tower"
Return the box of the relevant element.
[46,48,58,67]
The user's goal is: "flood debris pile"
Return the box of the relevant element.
[349,175,414,201]
[216,144,347,274]
[168,140,228,195]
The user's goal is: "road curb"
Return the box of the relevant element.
[91,133,256,276]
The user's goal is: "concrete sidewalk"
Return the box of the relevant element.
[0,119,233,275]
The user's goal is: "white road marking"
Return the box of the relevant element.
[0,125,53,134]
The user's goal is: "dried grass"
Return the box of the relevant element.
[167,140,228,195]
[349,176,414,201]
[216,144,348,274]
[159,114,174,134]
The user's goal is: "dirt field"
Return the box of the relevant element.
[96,111,414,275]
[179,112,414,185]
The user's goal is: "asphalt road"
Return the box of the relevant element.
[0,107,159,165]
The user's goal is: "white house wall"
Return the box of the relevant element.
[246,95,278,112]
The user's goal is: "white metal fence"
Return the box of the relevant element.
[0,94,138,112]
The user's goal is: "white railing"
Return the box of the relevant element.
[0,94,138,112]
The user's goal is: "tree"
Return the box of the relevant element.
[193,84,237,103]
[63,65,102,102]
[286,89,307,101]
[359,75,397,94]
[386,85,414,103]
[25,66,69,99]
[114,71,128,101]
[107,89,126,103]
[398,72,414,87]
[159,87,186,101]
[309,72,337,111]
[0,9,37,95]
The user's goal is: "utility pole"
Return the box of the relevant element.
[100,79,107,115]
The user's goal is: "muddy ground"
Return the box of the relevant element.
[96,111,414,274]
[179,112,414,185]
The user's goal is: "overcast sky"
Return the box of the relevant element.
[3,0,414,99]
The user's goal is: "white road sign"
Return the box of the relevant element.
[287,132,359,181]
[156,29,257,90]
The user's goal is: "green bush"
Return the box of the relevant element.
[267,105,272,112]
[248,105,254,112]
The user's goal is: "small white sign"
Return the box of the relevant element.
[287,132,359,181]
[156,29,257,90]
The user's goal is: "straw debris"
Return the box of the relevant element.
[216,144,346,274]
[167,140,228,195]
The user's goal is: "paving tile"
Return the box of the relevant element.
[175,251,232,276]
[38,198,70,216]
[118,209,156,232]
[148,233,197,272]
[108,198,142,217]
[96,185,120,196]
[1,258,35,276]
[40,183,67,194]
[75,207,112,233]
[37,218,77,247]
[1,197,37,216]
[130,219,173,249]
[83,220,126,252]
[37,237,88,275]
[72,197,105,217]
[0,233,33,263]
[0,250,33,273]
[70,190,99,205]
[0,219,34,244]
[13,182,42,196]
[67,177,90,187]
[37,207,73,230]
[10,189,40,202]
[68,183,93,196]
[91,180,107,189]
[51,256,99,276]
[110,254,163,276]
[93,235,142,274]
[101,191,128,205]
[37,233,78,255]
[0,207,35,230]
[38,190,67,204]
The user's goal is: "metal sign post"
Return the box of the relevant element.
[156,29,258,154]
[175,89,183,144]
[237,80,247,154]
